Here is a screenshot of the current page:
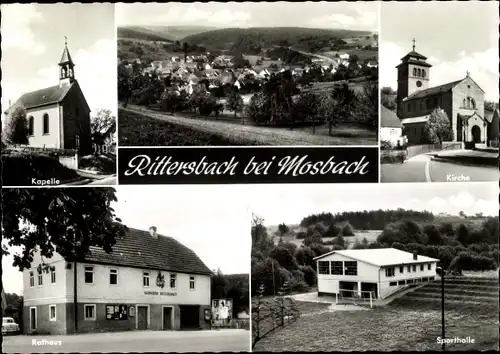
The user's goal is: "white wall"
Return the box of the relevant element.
[378,261,438,298]
[26,104,61,148]
[317,253,380,295]
[465,115,487,142]
[380,127,405,146]
[23,250,67,306]
[64,263,211,306]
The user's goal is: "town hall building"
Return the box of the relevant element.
[22,226,213,334]
[7,39,92,154]
[395,40,497,146]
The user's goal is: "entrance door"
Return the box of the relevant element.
[30,308,37,330]
[137,306,148,330]
[471,125,481,143]
[179,305,200,330]
[163,307,173,330]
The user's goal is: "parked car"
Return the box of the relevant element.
[2,317,20,335]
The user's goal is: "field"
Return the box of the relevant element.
[253,299,498,352]
[119,105,376,146]
[118,108,250,146]
[269,224,381,249]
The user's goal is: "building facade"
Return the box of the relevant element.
[315,248,439,300]
[380,105,406,147]
[395,41,493,145]
[7,40,92,154]
[22,227,212,334]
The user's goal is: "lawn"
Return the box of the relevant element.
[253,299,498,352]
[118,108,251,146]
[120,105,377,146]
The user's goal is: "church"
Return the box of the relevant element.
[395,40,497,147]
[7,39,92,154]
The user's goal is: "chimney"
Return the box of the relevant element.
[149,226,158,239]
[413,251,418,260]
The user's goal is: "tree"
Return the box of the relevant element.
[90,109,116,155]
[342,223,355,236]
[422,108,453,144]
[323,83,358,136]
[183,42,189,63]
[211,268,228,299]
[4,103,29,145]
[294,91,320,134]
[226,90,244,118]
[2,188,127,334]
[278,223,290,236]
[457,224,469,246]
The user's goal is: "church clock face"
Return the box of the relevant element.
[416,80,423,88]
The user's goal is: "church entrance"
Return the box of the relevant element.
[471,125,481,143]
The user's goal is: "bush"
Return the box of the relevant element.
[323,224,341,237]
[295,231,307,239]
[380,150,407,164]
[342,223,355,236]
[449,251,498,272]
[299,265,317,286]
[1,152,79,186]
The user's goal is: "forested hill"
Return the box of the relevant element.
[117,27,174,42]
[300,209,435,230]
[182,27,374,51]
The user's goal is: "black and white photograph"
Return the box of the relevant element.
[249,183,499,352]
[379,1,499,183]
[1,186,251,353]
[1,4,118,187]
[116,2,379,146]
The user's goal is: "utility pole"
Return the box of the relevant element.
[436,267,445,351]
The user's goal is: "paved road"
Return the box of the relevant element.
[381,154,499,183]
[88,176,117,185]
[2,329,250,353]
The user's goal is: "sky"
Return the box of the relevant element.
[380,1,499,101]
[2,185,251,295]
[116,2,378,31]
[248,182,498,226]
[1,4,117,120]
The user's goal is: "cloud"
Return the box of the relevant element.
[152,5,251,27]
[380,41,499,101]
[1,4,46,55]
[310,11,377,31]
[72,39,118,116]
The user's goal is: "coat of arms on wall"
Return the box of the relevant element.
[156,271,165,288]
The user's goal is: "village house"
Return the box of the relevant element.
[315,248,439,300]
[22,227,212,334]
[381,105,406,147]
[5,40,92,154]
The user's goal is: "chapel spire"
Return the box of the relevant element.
[59,36,75,87]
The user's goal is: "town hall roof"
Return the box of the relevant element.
[84,227,213,276]
[314,248,439,267]
[381,105,402,128]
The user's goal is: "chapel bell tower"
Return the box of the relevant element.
[59,36,75,88]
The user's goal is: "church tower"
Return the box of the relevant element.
[396,39,432,115]
[59,37,75,88]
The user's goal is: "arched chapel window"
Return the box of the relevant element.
[43,114,49,135]
[422,70,426,78]
[413,68,417,76]
[28,116,34,136]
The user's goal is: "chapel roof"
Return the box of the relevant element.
[381,105,402,128]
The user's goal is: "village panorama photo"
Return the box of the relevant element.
[248,182,499,352]
[116,2,379,146]
[1,186,251,353]
[1,4,119,187]
[379,1,499,183]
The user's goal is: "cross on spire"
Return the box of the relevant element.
[412,38,416,51]
[64,36,67,46]
[466,70,470,77]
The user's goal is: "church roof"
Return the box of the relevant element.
[381,105,402,128]
[458,112,485,123]
[396,59,432,68]
[403,79,463,101]
[401,50,428,61]
[59,45,74,65]
[485,108,500,123]
[14,84,74,110]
